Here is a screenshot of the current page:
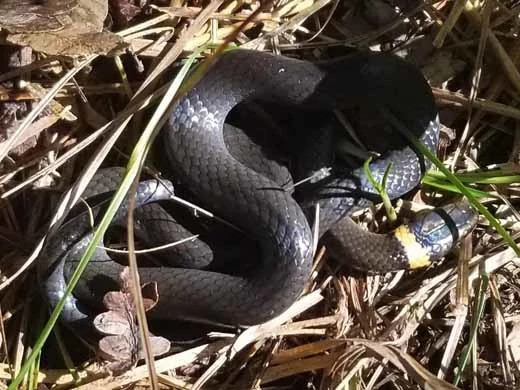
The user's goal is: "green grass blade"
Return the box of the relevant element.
[422,175,494,198]
[427,169,520,185]
[363,157,397,221]
[8,46,204,390]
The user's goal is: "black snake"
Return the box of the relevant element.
[38,49,477,328]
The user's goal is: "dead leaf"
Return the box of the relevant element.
[98,326,170,373]
[7,32,125,57]
[102,290,131,313]
[0,0,126,57]
[93,310,131,336]
[423,52,466,87]
[99,333,139,363]
[94,266,170,370]
[0,0,78,33]
[99,332,171,361]
[141,281,159,311]
[0,101,34,155]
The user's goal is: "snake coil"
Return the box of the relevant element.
[38,49,477,328]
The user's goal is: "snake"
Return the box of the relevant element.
[38,49,478,329]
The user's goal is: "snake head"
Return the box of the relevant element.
[401,199,479,267]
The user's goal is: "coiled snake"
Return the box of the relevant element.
[38,49,477,328]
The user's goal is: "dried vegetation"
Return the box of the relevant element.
[0,0,520,389]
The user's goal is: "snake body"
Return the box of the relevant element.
[38,50,477,327]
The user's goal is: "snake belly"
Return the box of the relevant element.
[40,49,447,327]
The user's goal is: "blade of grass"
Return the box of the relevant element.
[122,44,210,389]
[427,169,520,185]
[422,175,494,198]
[363,157,397,221]
[453,272,489,385]
[121,4,272,384]
[0,0,226,311]
[7,42,204,390]
[11,1,269,382]
[52,324,80,384]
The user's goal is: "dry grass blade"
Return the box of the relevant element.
[270,339,347,365]
[0,55,95,163]
[192,291,324,389]
[230,291,324,359]
[432,88,520,121]
[75,343,218,389]
[153,5,280,22]
[432,0,466,48]
[355,340,460,389]
[464,2,520,94]
[490,277,514,385]
[135,2,224,95]
[261,352,340,384]
[438,236,472,379]
[243,0,334,49]
[0,343,224,388]
[450,0,492,169]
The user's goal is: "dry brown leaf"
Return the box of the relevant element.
[137,336,170,361]
[141,281,159,311]
[99,333,170,362]
[0,0,126,56]
[94,310,130,336]
[99,333,139,364]
[98,329,170,374]
[0,0,79,32]
[102,290,131,313]
[423,52,466,87]
[26,83,77,122]
[91,265,170,373]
